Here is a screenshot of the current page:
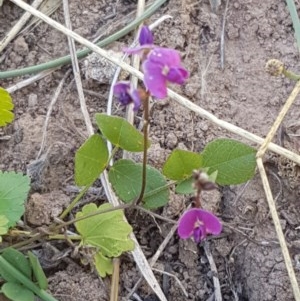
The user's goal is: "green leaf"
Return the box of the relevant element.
[95,113,150,152]
[0,249,31,282]
[0,172,30,228]
[75,203,134,257]
[94,251,113,278]
[175,177,194,194]
[286,0,300,52]
[2,283,34,301]
[0,88,14,127]
[28,252,48,290]
[109,159,169,209]
[75,134,109,186]
[202,138,256,185]
[163,149,202,180]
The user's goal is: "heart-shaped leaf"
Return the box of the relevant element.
[202,138,256,185]
[95,113,150,152]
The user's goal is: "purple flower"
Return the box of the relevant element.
[124,26,155,55]
[113,81,141,111]
[142,47,189,98]
[177,208,222,243]
[139,26,154,45]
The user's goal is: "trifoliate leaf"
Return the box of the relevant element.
[28,252,48,290]
[108,159,169,209]
[95,113,150,152]
[2,282,34,301]
[0,87,14,127]
[202,138,256,185]
[94,251,113,278]
[163,149,202,180]
[75,134,109,186]
[0,172,30,228]
[75,203,134,257]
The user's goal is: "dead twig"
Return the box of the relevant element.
[220,0,229,69]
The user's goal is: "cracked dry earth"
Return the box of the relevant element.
[1,0,300,300]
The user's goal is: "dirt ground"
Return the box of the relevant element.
[1,0,300,300]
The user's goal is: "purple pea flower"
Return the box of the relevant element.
[113,81,141,111]
[142,47,189,98]
[125,26,155,54]
[177,208,222,243]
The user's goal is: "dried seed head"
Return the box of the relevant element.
[265,59,285,76]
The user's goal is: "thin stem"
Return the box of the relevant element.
[52,203,132,232]
[59,185,90,220]
[110,258,120,301]
[283,68,300,81]
[135,97,149,205]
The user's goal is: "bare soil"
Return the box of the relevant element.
[1,0,300,300]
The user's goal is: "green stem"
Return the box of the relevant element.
[59,185,90,220]
[0,256,58,301]
[52,203,132,232]
[283,69,300,81]
[49,234,81,240]
[0,0,167,79]
[135,97,149,205]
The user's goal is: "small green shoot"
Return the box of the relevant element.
[0,87,14,127]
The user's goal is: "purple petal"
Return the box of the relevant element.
[193,225,206,243]
[139,26,154,45]
[197,210,222,235]
[166,66,189,84]
[131,89,142,111]
[177,208,200,239]
[143,59,167,98]
[147,48,181,67]
[113,81,130,95]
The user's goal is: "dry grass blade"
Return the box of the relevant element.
[20,0,61,35]
[0,0,44,53]
[62,0,92,136]
[256,158,300,300]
